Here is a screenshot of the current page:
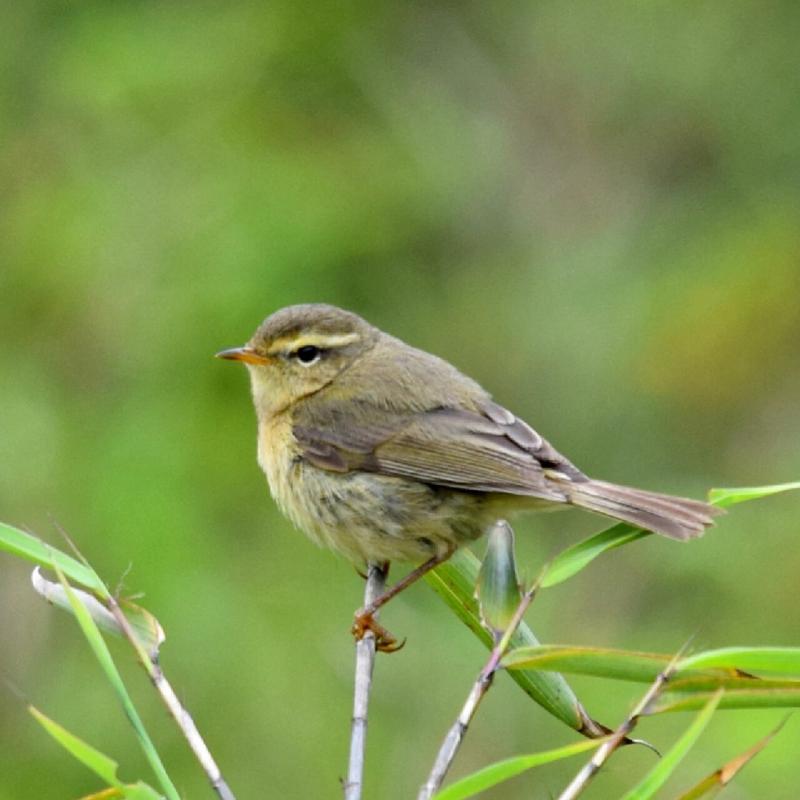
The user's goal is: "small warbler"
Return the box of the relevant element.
[218,304,720,649]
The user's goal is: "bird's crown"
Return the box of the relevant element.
[249,304,377,357]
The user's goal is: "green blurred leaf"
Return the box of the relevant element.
[708,481,800,508]
[80,785,163,800]
[675,719,787,800]
[427,549,605,737]
[679,647,800,675]
[432,735,611,800]
[620,690,723,800]
[119,784,164,800]
[53,566,179,800]
[475,521,521,639]
[28,708,164,799]
[0,521,105,594]
[31,568,165,658]
[29,706,122,786]
[540,523,650,588]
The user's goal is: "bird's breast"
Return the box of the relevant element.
[257,414,299,516]
[257,414,349,545]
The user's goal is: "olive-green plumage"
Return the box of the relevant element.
[218,304,721,564]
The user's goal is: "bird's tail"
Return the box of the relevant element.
[567,479,722,540]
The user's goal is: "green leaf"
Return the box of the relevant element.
[432,736,611,800]
[475,521,521,639]
[540,523,650,588]
[650,687,800,714]
[536,480,799,589]
[29,706,123,786]
[665,676,800,694]
[679,647,800,675]
[502,645,700,683]
[620,690,723,800]
[675,719,787,799]
[427,549,606,737]
[0,521,105,594]
[501,645,800,697]
[28,709,163,799]
[708,481,800,508]
[53,565,179,800]
[31,568,165,658]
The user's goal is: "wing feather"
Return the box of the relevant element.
[292,399,585,502]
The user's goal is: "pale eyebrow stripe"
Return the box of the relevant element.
[267,332,361,354]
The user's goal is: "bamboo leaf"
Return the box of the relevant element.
[432,736,611,800]
[538,480,798,589]
[620,690,723,799]
[679,647,800,676]
[708,481,800,508]
[675,719,787,800]
[53,565,179,800]
[664,676,800,694]
[29,706,123,786]
[502,645,800,696]
[650,687,800,714]
[31,568,165,658]
[427,549,606,737]
[0,521,105,594]
[540,524,650,588]
[475,521,521,640]
[502,644,722,683]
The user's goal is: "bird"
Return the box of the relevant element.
[217,303,721,649]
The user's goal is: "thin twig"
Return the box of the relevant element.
[556,649,685,800]
[49,522,235,800]
[344,562,388,800]
[106,597,236,800]
[418,582,539,800]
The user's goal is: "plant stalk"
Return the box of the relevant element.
[418,582,538,800]
[344,562,388,800]
[106,597,236,800]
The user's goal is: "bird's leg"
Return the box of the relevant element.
[351,561,400,652]
[352,547,455,653]
[354,561,390,581]
[362,549,454,615]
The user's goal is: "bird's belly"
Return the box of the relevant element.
[258,421,489,563]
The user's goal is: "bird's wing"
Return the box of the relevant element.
[292,399,586,501]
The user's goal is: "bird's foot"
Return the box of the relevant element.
[351,609,405,653]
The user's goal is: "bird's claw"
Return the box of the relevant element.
[351,610,406,653]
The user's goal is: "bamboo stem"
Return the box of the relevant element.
[344,562,388,800]
[418,581,538,800]
[107,597,236,800]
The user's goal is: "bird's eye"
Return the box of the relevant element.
[294,345,321,365]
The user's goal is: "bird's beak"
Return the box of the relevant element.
[215,346,270,365]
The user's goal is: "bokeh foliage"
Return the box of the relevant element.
[1,2,799,798]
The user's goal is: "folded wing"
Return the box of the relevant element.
[292,398,585,503]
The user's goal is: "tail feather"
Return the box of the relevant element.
[567,479,722,540]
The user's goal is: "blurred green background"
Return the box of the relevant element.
[1,2,799,798]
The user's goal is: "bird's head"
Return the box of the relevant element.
[217,304,379,418]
